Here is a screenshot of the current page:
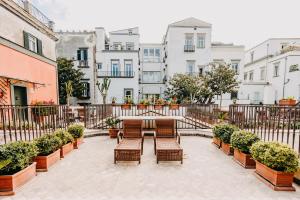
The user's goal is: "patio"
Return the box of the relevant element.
[3,136,300,200]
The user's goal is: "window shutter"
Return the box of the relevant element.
[83,49,88,60]
[37,39,43,55]
[77,50,81,60]
[87,82,90,97]
[23,31,29,50]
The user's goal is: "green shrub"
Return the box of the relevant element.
[68,124,84,139]
[54,130,74,145]
[230,130,259,154]
[0,141,38,175]
[250,141,300,173]
[34,134,62,156]
[212,123,239,143]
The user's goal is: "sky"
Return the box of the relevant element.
[31,0,300,49]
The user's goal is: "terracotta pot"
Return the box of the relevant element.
[255,161,295,188]
[73,137,84,149]
[279,99,296,106]
[0,162,36,196]
[137,104,148,110]
[60,142,73,158]
[169,104,179,110]
[35,149,60,172]
[121,104,131,110]
[109,128,119,138]
[233,149,255,168]
[154,105,164,110]
[221,142,233,155]
[212,137,221,148]
[294,169,300,185]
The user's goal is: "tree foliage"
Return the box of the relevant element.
[57,58,85,104]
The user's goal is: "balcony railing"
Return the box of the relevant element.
[98,71,135,78]
[77,60,88,68]
[184,45,195,52]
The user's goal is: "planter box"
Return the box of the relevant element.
[212,137,221,148]
[221,142,233,155]
[121,104,131,110]
[255,161,295,191]
[0,162,36,196]
[73,137,84,149]
[35,149,60,172]
[279,99,296,106]
[233,149,255,168]
[109,128,119,138]
[60,142,73,158]
[137,104,148,110]
[154,105,164,110]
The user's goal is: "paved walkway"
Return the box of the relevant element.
[2,136,300,200]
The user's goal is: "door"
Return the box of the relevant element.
[14,86,27,106]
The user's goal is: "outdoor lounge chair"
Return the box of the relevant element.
[154,119,183,164]
[114,120,144,164]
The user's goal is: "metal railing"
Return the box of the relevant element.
[97,71,135,78]
[0,105,69,145]
[184,45,195,52]
[229,104,300,153]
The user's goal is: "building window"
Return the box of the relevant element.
[260,67,266,81]
[77,48,88,60]
[124,89,133,99]
[249,71,254,81]
[143,48,160,62]
[81,82,90,98]
[198,66,204,75]
[126,42,134,50]
[185,34,194,46]
[289,64,299,72]
[250,51,254,62]
[97,63,102,70]
[149,49,154,56]
[23,31,42,55]
[142,71,161,83]
[231,60,240,74]
[197,34,205,48]
[244,73,248,81]
[273,63,280,77]
[113,42,122,50]
[111,60,120,76]
[186,60,195,75]
[231,91,238,100]
[124,60,133,77]
[155,49,160,57]
[144,49,148,56]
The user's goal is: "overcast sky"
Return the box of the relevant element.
[31,0,300,49]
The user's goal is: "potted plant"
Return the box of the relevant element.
[0,141,38,195]
[68,124,84,149]
[279,96,297,106]
[121,97,133,110]
[169,97,179,110]
[105,117,121,138]
[54,130,74,158]
[31,100,56,123]
[250,141,300,190]
[212,124,224,148]
[217,124,239,155]
[111,97,116,105]
[154,98,165,110]
[231,130,259,168]
[137,99,149,110]
[34,134,62,172]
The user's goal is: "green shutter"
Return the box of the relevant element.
[37,39,43,55]
[83,49,88,60]
[87,82,90,97]
[23,31,29,50]
[77,50,81,60]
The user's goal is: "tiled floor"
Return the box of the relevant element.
[2,136,300,200]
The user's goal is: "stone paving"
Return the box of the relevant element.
[1,136,300,200]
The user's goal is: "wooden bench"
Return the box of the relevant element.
[156,138,183,164]
[114,139,142,164]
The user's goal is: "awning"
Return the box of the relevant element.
[0,75,45,86]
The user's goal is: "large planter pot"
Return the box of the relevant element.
[35,149,60,172]
[233,149,255,168]
[121,104,131,110]
[294,169,300,185]
[169,104,179,110]
[212,137,221,148]
[73,137,84,149]
[137,104,148,110]
[109,128,119,138]
[255,161,295,191]
[0,162,36,196]
[279,99,296,106]
[60,142,73,158]
[154,105,164,110]
[221,142,233,155]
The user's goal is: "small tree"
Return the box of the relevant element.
[96,78,111,105]
[65,80,73,106]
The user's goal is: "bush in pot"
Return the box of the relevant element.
[230,130,259,168]
[105,117,121,138]
[250,141,300,190]
[54,130,74,158]
[68,124,84,149]
[216,124,239,155]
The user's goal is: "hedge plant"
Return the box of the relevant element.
[230,130,259,154]
[250,141,300,173]
[0,141,38,175]
[213,123,239,143]
[54,130,74,145]
[68,124,84,139]
[34,134,62,156]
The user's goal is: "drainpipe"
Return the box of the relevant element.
[282,56,289,99]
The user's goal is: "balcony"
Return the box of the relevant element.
[97,71,135,78]
[77,60,89,68]
[184,45,195,52]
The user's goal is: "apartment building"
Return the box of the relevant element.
[240,38,300,104]
[0,0,58,105]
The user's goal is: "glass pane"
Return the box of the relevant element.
[149,49,154,56]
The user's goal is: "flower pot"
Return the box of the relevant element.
[212,137,221,148]
[60,142,73,158]
[233,149,255,168]
[279,99,296,106]
[34,149,61,172]
[73,137,84,149]
[0,162,36,196]
[154,105,164,110]
[109,128,119,138]
[169,104,179,110]
[255,161,295,190]
[221,142,233,155]
[294,169,300,185]
[121,104,131,110]
[137,104,148,110]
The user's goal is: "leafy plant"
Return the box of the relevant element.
[0,141,38,175]
[112,97,116,103]
[139,99,150,105]
[212,123,239,143]
[68,124,84,139]
[34,134,62,156]
[250,141,300,173]
[155,98,165,105]
[124,97,134,105]
[96,78,111,105]
[65,80,73,106]
[54,130,74,145]
[105,117,121,129]
[230,130,259,154]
